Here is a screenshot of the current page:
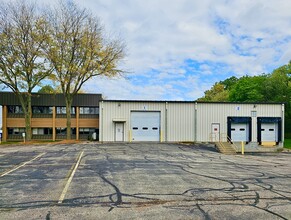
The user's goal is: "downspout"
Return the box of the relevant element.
[165,102,168,142]
[282,104,285,147]
[194,102,197,142]
[101,101,104,142]
[2,105,7,142]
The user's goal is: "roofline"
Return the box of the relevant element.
[196,101,284,105]
[0,91,102,96]
[102,100,284,105]
[0,92,103,106]
[102,99,193,103]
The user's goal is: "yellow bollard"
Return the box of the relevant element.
[241,141,244,155]
[129,130,132,142]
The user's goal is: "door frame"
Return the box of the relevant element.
[211,123,220,142]
[114,122,124,142]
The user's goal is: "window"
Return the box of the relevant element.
[32,106,53,114]
[79,128,96,134]
[56,128,76,135]
[8,128,25,135]
[80,107,99,114]
[56,128,66,135]
[251,111,257,117]
[32,128,52,135]
[56,107,75,114]
[8,106,23,113]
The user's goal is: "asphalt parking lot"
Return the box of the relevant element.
[0,143,291,220]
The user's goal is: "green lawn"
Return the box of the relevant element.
[284,139,291,149]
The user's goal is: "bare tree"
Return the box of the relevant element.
[0,1,51,140]
[45,1,125,139]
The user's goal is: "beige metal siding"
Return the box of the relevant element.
[100,101,283,143]
[167,103,195,142]
[196,103,283,142]
[100,101,166,142]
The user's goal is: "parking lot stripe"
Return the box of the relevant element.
[58,150,84,204]
[0,152,46,177]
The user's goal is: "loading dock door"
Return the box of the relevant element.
[131,112,160,141]
[257,117,281,144]
[227,117,252,143]
[261,123,277,142]
[231,123,248,142]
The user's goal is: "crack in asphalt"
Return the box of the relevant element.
[1,143,291,219]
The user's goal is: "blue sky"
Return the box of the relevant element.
[81,0,291,100]
[1,0,291,127]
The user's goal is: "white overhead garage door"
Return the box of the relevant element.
[131,111,160,141]
[231,123,248,142]
[261,123,277,142]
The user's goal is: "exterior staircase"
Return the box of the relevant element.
[215,142,237,155]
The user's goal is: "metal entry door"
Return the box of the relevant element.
[211,123,220,141]
[115,123,124,141]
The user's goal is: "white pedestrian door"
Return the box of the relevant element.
[261,123,277,142]
[231,123,248,141]
[131,112,160,141]
[211,123,220,142]
[115,123,124,141]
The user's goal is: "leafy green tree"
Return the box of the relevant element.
[0,1,51,140]
[220,76,239,90]
[38,85,56,94]
[264,61,291,116]
[229,75,267,102]
[198,61,291,136]
[44,1,125,139]
[198,83,229,101]
[264,61,291,136]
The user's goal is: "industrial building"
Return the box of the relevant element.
[100,100,284,151]
[0,92,284,152]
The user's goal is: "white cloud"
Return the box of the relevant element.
[1,0,290,127]
[5,0,291,102]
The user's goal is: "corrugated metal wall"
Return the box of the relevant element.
[100,101,284,143]
[100,101,166,142]
[196,103,284,142]
[167,103,195,142]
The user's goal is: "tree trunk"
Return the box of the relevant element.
[66,97,72,140]
[24,95,32,141]
[17,93,32,141]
